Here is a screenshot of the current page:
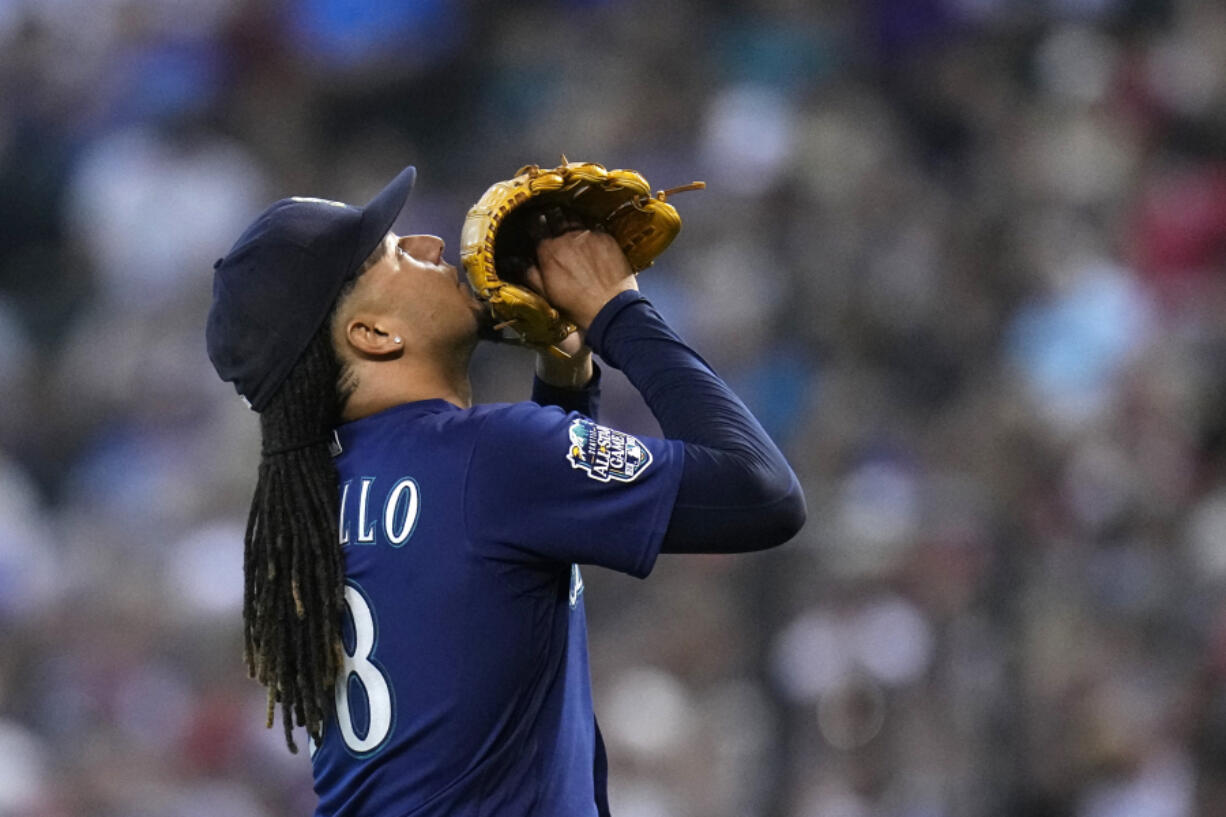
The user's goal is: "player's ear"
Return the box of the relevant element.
[343,316,405,359]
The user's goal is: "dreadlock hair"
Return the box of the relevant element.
[243,293,357,753]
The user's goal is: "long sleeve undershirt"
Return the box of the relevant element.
[576,292,806,554]
[531,365,601,420]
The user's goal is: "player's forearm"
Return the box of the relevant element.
[586,292,805,552]
[586,292,781,462]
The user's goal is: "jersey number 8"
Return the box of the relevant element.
[335,582,394,755]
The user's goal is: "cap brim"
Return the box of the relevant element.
[351,165,417,274]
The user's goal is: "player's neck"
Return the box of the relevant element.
[342,350,473,421]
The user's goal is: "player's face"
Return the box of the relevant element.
[357,232,487,349]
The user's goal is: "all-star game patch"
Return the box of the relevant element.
[566,418,653,483]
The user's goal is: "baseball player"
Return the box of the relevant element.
[206,165,805,816]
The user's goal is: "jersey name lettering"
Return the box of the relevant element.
[337,476,422,548]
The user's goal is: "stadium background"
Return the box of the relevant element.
[3,0,1226,815]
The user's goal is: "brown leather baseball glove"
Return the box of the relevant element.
[460,159,703,349]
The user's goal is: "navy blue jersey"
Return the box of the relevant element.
[311,396,683,817]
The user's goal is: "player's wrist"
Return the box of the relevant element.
[584,290,650,357]
[572,279,639,331]
[535,344,594,389]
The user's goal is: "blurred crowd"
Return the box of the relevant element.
[3,0,1226,815]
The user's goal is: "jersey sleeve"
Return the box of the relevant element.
[463,402,684,578]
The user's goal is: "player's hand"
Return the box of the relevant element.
[533,219,638,331]
[522,263,594,388]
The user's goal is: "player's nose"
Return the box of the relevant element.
[399,234,445,265]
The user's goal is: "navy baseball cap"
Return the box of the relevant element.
[207,166,417,411]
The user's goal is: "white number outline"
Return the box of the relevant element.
[334,581,395,757]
